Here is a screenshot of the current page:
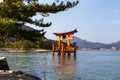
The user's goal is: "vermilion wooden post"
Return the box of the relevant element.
[61,42,64,55]
[52,43,55,55]
[67,35,71,55]
[73,43,77,55]
[52,29,78,55]
[57,36,61,55]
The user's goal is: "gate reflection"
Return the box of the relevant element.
[52,55,76,77]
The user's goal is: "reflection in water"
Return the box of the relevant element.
[52,55,76,80]
[1,51,120,80]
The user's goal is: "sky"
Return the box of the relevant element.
[1,0,120,43]
[42,0,120,43]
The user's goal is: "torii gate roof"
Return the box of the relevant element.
[53,29,78,36]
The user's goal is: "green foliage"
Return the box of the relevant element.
[0,37,4,48]
[19,29,46,41]
[0,41,4,48]
[0,0,79,49]
[5,40,37,49]
[4,39,52,50]
[36,40,53,49]
[0,18,15,26]
[0,0,79,27]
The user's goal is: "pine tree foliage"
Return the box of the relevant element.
[0,0,79,42]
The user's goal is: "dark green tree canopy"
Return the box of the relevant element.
[0,0,79,41]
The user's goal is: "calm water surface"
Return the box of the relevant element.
[0,50,120,80]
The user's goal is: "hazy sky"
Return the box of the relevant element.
[43,0,120,43]
[1,0,120,43]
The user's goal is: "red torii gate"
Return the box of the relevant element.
[52,29,78,55]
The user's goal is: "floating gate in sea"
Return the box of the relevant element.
[52,29,78,55]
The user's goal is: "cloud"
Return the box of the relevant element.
[112,10,120,14]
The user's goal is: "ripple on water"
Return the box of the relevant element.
[0,51,120,80]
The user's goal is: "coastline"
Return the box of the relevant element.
[0,57,41,80]
[0,48,51,53]
[0,70,41,80]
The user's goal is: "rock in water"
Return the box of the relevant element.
[0,57,9,71]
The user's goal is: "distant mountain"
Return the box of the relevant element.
[71,36,120,49]
[110,41,120,48]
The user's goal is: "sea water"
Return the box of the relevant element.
[0,50,120,80]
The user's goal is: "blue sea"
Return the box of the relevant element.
[0,50,120,80]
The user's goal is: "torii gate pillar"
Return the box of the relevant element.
[52,29,78,56]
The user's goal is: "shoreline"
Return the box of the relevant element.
[0,70,41,80]
[0,57,41,80]
[0,48,51,53]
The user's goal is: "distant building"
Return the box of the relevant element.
[111,46,117,50]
